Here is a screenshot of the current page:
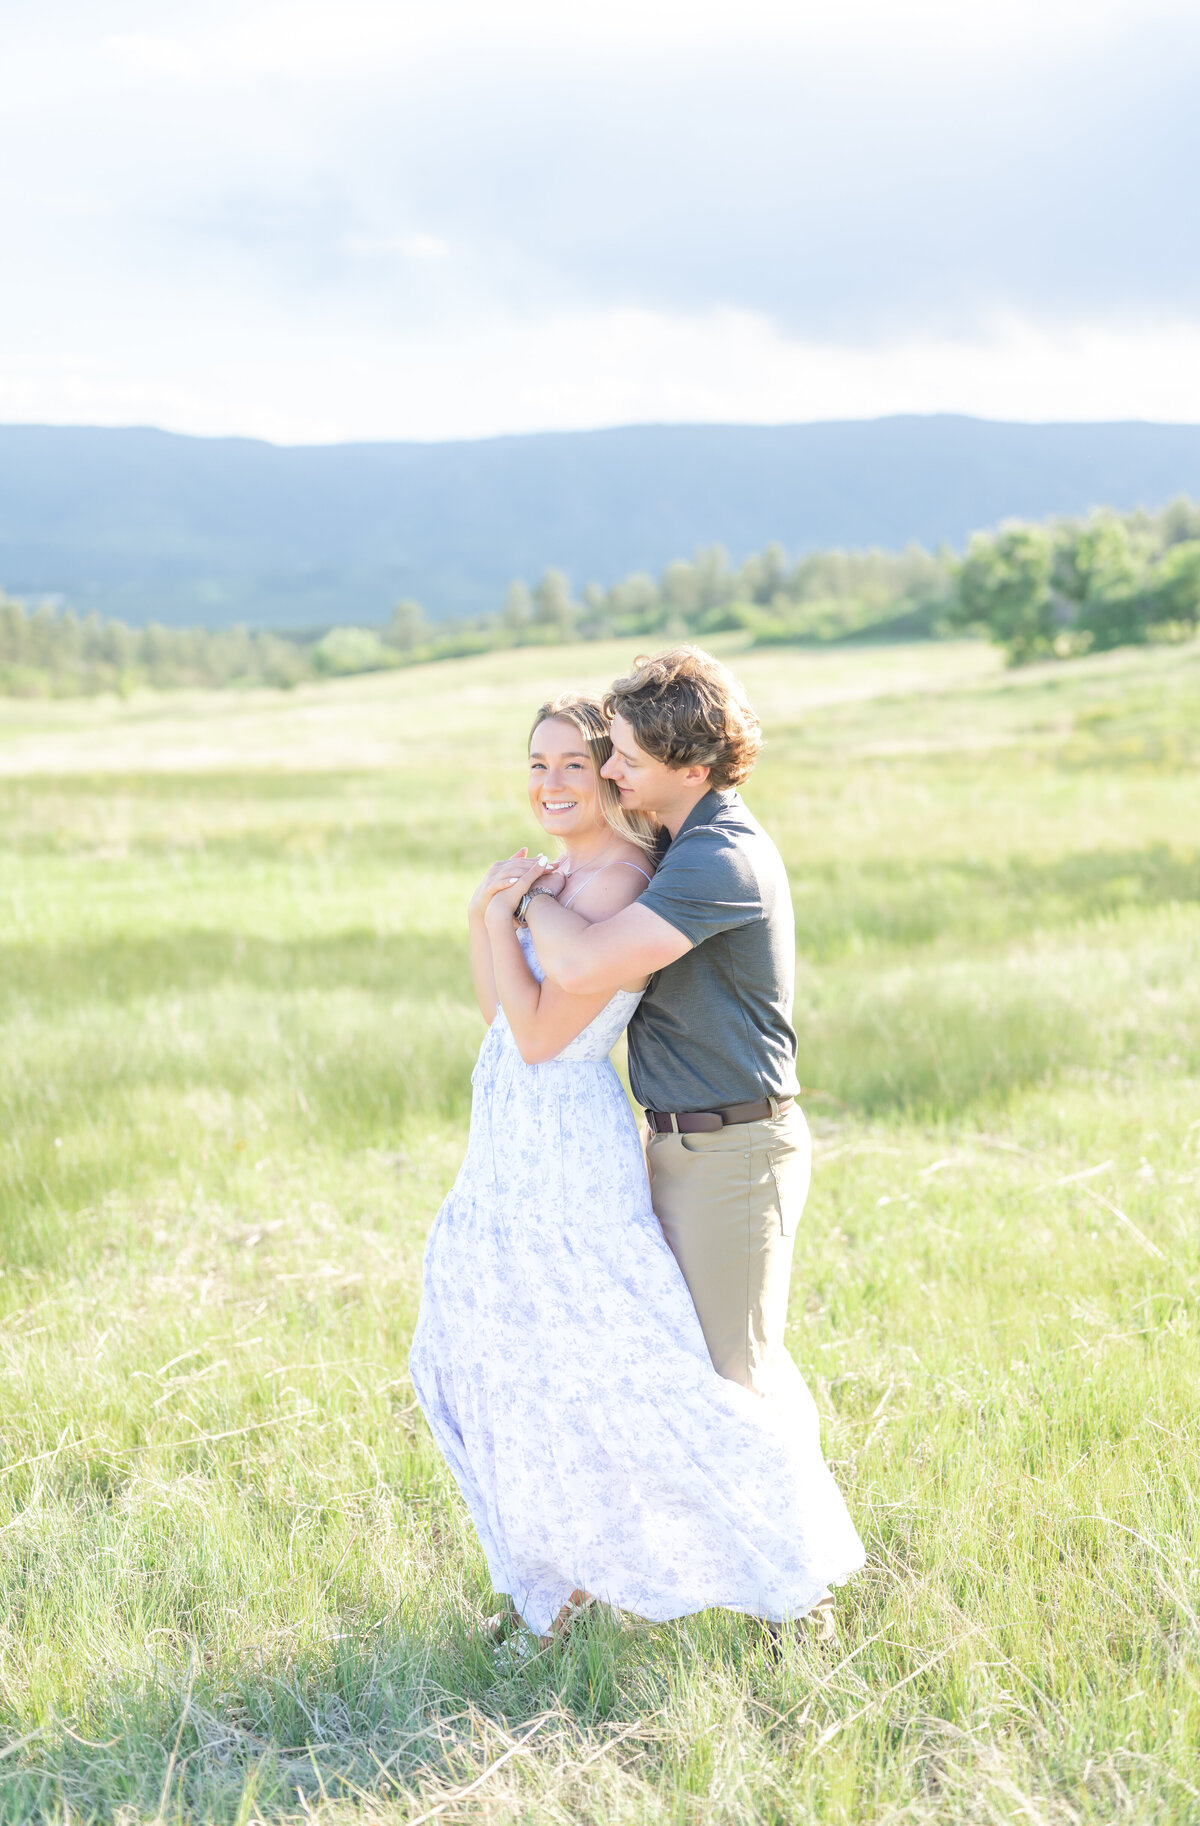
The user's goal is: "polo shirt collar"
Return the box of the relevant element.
[672,786,735,843]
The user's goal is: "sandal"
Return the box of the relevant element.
[807,1592,838,1644]
[762,1592,838,1659]
[536,1589,596,1648]
[479,1599,520,1646]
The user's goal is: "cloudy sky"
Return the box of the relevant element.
[2,0,1198,442]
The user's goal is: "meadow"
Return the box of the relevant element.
[0,635,1197,1824]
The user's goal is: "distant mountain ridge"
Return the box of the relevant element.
[3,416,1200,630]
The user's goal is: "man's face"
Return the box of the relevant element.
[601,712,698,814]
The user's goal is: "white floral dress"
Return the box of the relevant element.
[409,930,865,1637]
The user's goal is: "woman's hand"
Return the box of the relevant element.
[482,856,566,926]
[468,850,549,921]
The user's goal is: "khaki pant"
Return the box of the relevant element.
[645,1103,811,1395]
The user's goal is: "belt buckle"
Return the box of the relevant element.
[648,1109,723,1134]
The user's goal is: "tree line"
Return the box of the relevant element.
[0,603,311,696]
[951,496,1200,663]
[383,538,954,660]
[2,497,1197,696]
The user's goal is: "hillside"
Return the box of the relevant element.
[3,416,1200,628]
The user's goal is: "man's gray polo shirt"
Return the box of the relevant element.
[626,788,800,1113]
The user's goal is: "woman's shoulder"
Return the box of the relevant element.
[609,842,656,884]
[567,845,655,920]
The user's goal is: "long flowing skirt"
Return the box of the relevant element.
[409,1015,865,1637]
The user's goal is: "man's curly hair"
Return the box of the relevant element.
[603,646,762,790]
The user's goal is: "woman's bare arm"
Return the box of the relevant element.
[482,861,650,1065]
[468,910,499,1024]
[466,848,540,1025]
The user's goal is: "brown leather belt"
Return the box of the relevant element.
[645,1095,793,1135]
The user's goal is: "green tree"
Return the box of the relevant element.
[386,598,428,652]
[0,594,24,666]
[606,572,660,629]
[95,617,137,674]
[1055,518,1150,652]
[737,543,788,606]
[691,545,733,612]
[1148,540,1200,629]
[532,568,577,640]
[27,601,63,670]
[311,627,389,675]
[207,625,255,685]
[502,580,533,635]
[1160,496,1200,548]
[254,631,308,688]
[79,612,109,664]
[138,622,178,686]
[579,582,613,641]
[661,559,699,621]
[954,524,1056,664]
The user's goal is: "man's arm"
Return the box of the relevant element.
[524,890,691,996]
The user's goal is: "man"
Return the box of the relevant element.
[517,645,809,1399]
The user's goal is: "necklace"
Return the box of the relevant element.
[558,837,622,897]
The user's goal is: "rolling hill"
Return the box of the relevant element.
[3,416,1200,629]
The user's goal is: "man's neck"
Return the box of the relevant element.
[658,784,715,841]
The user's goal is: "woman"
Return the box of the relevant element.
[409,694,864,1642]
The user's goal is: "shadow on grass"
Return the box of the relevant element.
[5,847,1197,1011]
[798,971,1091,1118]
[792,843,1200,960]
[0,928,470,1011]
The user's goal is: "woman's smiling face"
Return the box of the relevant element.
[528,717,605,840]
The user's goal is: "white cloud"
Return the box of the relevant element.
[1,0,1198,439]
[5,305,1200,445]
[90,0,1197,81]
[343,233,450,261]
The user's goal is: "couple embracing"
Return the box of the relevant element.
[410,646,864,1645]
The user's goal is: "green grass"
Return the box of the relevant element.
[0,635,1197,1823]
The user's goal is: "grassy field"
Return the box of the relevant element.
[0,635,1197,1825]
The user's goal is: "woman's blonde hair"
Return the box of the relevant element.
[529,694,658,856]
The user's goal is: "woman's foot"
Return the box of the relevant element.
[479,1598,520,1645]
[807,1592,837,1643]
[761,1591,838,1658]
[536,1589,596,1648]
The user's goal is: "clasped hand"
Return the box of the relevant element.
[469,849,567,923]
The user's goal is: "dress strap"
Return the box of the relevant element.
[560,858,654,909]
